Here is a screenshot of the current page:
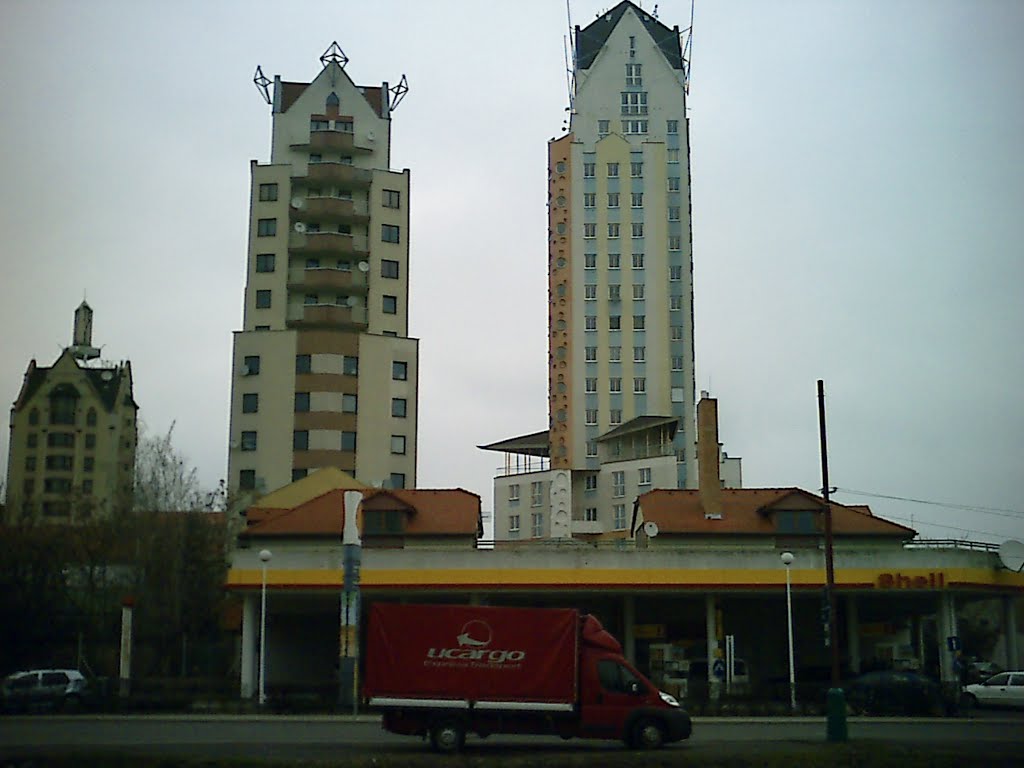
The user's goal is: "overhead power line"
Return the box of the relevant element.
[834,488,1022,520]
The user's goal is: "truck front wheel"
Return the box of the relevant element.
[632,718,665,750]
[430,721,465,754]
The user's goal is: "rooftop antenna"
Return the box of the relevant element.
[680,0,694,95]
[388,74,409,112]
[320,41,349,87]
[564,0,577,111]
[253,65,272,105]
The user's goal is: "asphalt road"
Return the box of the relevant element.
[1,712,1022,761]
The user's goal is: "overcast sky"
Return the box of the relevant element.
[2,0,1022,545]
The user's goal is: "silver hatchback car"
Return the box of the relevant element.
[0,669,91,713]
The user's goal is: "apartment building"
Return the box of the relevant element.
[4,302,137,523]
[228,47,418,497]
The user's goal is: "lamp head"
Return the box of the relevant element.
[259,549,272,563]
[780,551,794,566]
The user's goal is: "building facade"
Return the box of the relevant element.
[4,302,137,523]
[228,46,418,498]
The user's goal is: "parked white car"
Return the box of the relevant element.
[962,671,1024,709]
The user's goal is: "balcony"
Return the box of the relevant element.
[286,303,368,330]
[571,519,605,535]
[289,231,369,258]
[290,196,369,225]
[291,130,373,154]
[287,267,369,294]
[292,163,372,190]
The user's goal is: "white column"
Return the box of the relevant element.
[845,596,861,675]
[240,594,257,699]
[623,595,636,664]
[1004,596,1020,670]
[705,595,721,700]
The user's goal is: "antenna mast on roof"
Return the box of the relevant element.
[564,0,577,111]
[320,41,349,87]
[253,65,272,105]
[680,0,694,95]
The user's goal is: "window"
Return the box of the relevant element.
[344,356,359,376]
[584,284,597,301]
[29,408,39,425]
[295,392,310,412]
[776,510,818,534]
[670,265,683,281]
[586,441,598,457]
[84,434,95,449]
[392,361,408,381]
[25,456,36,471]
[381,259,399,278]
[633,284,645,300]
[583,162,595,178]
[27,433,38,448]
[310,119,329,131]
[583,223,597,239]
[585,346,597,362]
[242,393,258,413]
[633,315,646,331]
[608,253,621,269]
[45,455,73,471]
[585,409,598,425]
[610,409,622,425]
[608,284,621,302]
[304,293,319,305]
[296,354,312,373]
[49,388,77,425]
[306,258,321,269]
[531,481,544,507]
[508,483,520,503]
[607,192,620,208]
[255,290,271,309]
[44,477,72,494]
[584,507,598,523]
[392,398,407,418]
[631,193,643,208]
[585,475,598,492]
[639,467,652,486]
[390,472,406,489]
[634,377,646,393]
[509,514,520,533]
[626,63,642,86]
[667,148,680,163]
[667,119,679,134]
[609,316,621,331]
[239,470,256,490]
[382,189,401,208]
[341,431,357,451]
[257,218,277,237]
[255,253,275,273]
[584,193,596,208]
[610,377,622,393]
[631,223,644,238]
[383,295,398,314]
[336,119,353,133]
[671,295,683,311]
[531,512,543,538]
[391,435,406,455]
[622,120,648,134]
[258,183,278,202]
[669,236,682,251]
[612,471,626,497]
[342,394,358,413]
[84,456,94,472]
[671,326,685,340]
[607,163,619,178]
[614,504,627,530]
[309,153,322,163]
[48,432,74,448]
[631,161,643,177]
[293,430,309,451]
[240,431,257,451]
[632,253,645,269]
[598,120,610,135]
[669,206,681,221]
[608,223,620,238]
[585,377,597,393]
[585,316,597,332]
[634,346,645,362]
[609,346,621,362]
[668,177,681,192]
[672,355,684,371]
[381,224,401,243]
[292,468,308,482]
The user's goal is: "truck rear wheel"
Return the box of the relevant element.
[430,721,465,754]
[632,718,665,750]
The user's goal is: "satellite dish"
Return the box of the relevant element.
[998,540,1024,573]
[294,222,307,233]
[643,521,659,538]
[100,371,114,381]
[291,197,305,209]
[346,296,358,307]
[357,261,370,273]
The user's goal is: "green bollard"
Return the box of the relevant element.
[826,687,848,742]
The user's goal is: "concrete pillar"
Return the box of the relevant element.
[705,595,721,700]
[937,592,958,684]
[623,595,636,665]
[845,595,861,675]
[1004,596,1020,670]
[240,594,256,699]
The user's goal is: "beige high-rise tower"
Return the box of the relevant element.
[227,46,417,496]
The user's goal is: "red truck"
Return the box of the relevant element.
[363,603,692,753]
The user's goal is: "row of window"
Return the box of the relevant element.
[581,166,682,189]
[237,430,407,455]
[583,197,683,220]
[25,432,99,451]
[507,506,629,536]
[508,469,651,506]
[310,118,353,133]
[584,255,685,275]
[22,477,94,495]
[256,219,402,244]
[583,285,684,308]
[582,376,652,393]
[261,182,401,211]
[252,290,401,314]
[583,347,686,369]
[507,512,546,538]
[241,391,408,417]
[239,469,406,492]
[23,454,98,473]
[26,405,100,428]
[242,355,408,381]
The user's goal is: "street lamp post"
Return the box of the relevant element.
[781,551,797,712]
[258,548,272,707]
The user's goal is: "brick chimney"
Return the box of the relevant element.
[697,392,723,520]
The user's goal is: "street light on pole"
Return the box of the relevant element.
[781,551,797,713]
[258,548,272,707]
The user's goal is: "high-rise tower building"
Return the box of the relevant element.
[5,302,137,523]
[227,46,417,497]
[483,2,738,540]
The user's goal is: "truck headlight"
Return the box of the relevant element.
[659,691,679,707]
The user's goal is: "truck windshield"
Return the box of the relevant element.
[598,660,642,695]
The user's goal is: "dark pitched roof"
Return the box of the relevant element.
[596,415,677,442]
[576,1,683,71]
[14,351,132,413]
[280,77,386,118]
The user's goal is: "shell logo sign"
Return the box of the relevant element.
[876,572,946,589]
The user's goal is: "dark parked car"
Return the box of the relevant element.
[846,670,944,716]
[0,669,91,713]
